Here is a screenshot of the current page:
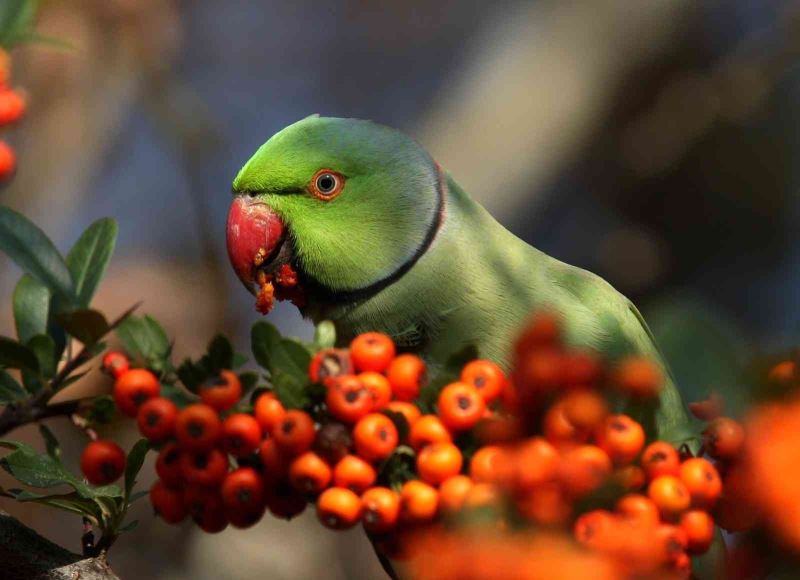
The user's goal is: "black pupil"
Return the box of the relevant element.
[317,174,336,193]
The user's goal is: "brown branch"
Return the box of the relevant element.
[0,511,120,580]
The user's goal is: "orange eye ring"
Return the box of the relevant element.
[309,169,345,201]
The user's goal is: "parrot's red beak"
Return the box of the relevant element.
[226,196,286,293]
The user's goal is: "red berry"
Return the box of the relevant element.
[112,368,160,417]
[136,397,178,442]
[80,440,126,485]
[155,442,183,487]
[0,141,14,181]
[220,413,262,457]
[150,480,187,524]
[199,370,242,411]
[179,448,229,487]
[183,486,228,533]
[175,404,221,450]
[0,89,25,125]
[350,332,395,373]
[101,351,130,379]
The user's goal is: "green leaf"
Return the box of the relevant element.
[123,439,150,501]
[239,371,259,397]
[118,519,139,533]
[0,206,74,301]
[176,358,207,392]
[86,396,116,424]
[128,489,149,504]
[378,446,416,488]
[12,275,50,343]
[313,320,336,350]
[252,321,311,382]
[232,352,248,369]
[0,335,39,371]
[116,314,171,372]
[57,309,110,345]
[271,369,310,410]
[0,440,121,499]
[0,0,38,47]
[26,334,55,378]
[160,382,198,407]
[38,424,61,459]
[0,369,26,402]
[7,489,102,521]
[207,334,234,372]
[65,218,117,307]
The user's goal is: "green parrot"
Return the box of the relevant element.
[226,115,691,443]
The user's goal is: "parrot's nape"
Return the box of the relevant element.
[225,115,692,444]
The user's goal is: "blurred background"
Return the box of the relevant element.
[1,0,800,577]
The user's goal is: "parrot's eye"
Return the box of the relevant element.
[309,169,345,201]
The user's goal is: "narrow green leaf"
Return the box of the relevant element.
[57,309,110,345]
[0,206,74,301]
[12,274,50,343]
[65,218,117,307]
[26,334,55,378]
[0,335,39,371]
[123,439,150,500]
[8,489,102,520]
[128,489,149,504]
[38,424,60,459]
[160,382,198,407]
[0,369,26,402]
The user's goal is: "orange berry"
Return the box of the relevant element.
[574,509,616,548]
[679,510,715,555]
[687,393,724,421]
[353,413,398,462]
[703,417,744,461]
[288,451,332,494]
[613,357,663,397]
[516,482,572,526]
[615,465,647,492]
[317,487,362,529]
[596,414,645,466]
[253,392,286,434]
[326,375,373,423]
[150,480,187,524]
[360,371,392,410]
[112,368,160,417]
[562,349,603,387]
[469,445,511,485]
[220,413,262,457]
[183,486,228,533]
[136,396,178,442]
[416,442,463,485]
[272,410,316,456]
[386,354,427,401]
[175,404,221,450]
[333,454,376,494]
[543,401,587,448]
[80,440,126,485]
[515,311,561,357]
[179,448,228,487]
[384,401,422,426]
[0,141,15,181]
[361,486,400,533]
[0,89,25,125]
[101,351,129,379]
[558,445,612,497]
[350,332,396,373]
[437,382,485,432]
[561,389,608,432]
[199,369,242,411]
[438,475,474,514]
[399,480,438,523]
[309,348,353,385]
[648,475,691,519]
[678,458,722,509]
[463,482,501,510]
[655,524,689,563]
[514,347,565,395]
[616,494,660,528]
[641,441,680,480]
[155,442,183,487]
[768,360,796,386]
[220,467,265,514]
[460,359,506,403]
[512,437,559,492]
[409,414,451,451]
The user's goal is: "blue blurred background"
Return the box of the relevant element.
[2,0,800,577]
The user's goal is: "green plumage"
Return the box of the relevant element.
[234,116,692,443]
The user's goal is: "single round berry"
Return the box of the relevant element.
[81,440,126,485]
[199,370,242,411]
[350,332,396,373]
[112,368,160,417]
[175,404,222,450]
[136,397,178,442]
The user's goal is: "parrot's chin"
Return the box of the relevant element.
[226,195,287,294]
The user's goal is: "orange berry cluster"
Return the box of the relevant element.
[0,48,25,181]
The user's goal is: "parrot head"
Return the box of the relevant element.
[226,116,443,308]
